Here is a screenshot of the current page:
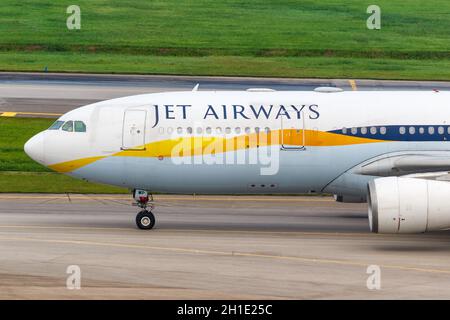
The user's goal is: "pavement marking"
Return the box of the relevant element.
[0,111,63,117]
[0,224,372,237]
[349,80,357,91]
[0,195,128,200]
[0,235,449,276]
[0,225,132,232]
[1,225,448,242]
[15,111,62,117]
[0,112,17,117]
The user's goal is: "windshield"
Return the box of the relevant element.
[74,121,86,132]
[48,120,64,130]
[62,121,74,132]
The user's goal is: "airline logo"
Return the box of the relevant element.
[151,104,320,127]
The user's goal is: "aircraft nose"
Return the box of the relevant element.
[24,132,45,165]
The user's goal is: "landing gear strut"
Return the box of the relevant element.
[133,189,155,230]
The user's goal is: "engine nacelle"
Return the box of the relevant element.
[367,177,450,233]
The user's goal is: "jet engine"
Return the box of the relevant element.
[367,177,450,233]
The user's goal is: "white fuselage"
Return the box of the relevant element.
[24,90,450,199]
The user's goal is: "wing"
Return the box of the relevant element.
[354,151,450,177]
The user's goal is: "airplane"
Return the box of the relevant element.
[23,86,450,233]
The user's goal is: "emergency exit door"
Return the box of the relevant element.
[122,110,147,150]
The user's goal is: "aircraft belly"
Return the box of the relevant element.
[68,143,418,194]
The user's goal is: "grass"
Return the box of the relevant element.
[0,117,53,172]
[0,117,127,193]
[1,0,450,79]
[0,171,127,193]
[3,52,450,80]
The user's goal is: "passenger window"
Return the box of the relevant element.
[447,127,450,135]
[48,120,64,130]
[216,127,222,134]
[245,127,251,134]
[158,127,164,134]
[360,127,367,135]
[409,127,415,135]
[264,127,270,133]
[380,127,386,135]
[370,127,377,135]
[196,127,203,134]
[419,127,425,134]
[428,127,435,135]
[399,127,406,135]
[206,127,212,134]
[234,127,241,134]
[255,127,260,133]
[177,127,183,134]
[438,126,444,135]
[74,121,86,132]
[62,121,74,132]
[187,127,193,134]
[225,127,231,134]
[342,127,347,134]
[351,127,357,135]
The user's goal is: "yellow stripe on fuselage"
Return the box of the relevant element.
[48,130,387,173]
[48,156,106,173]
[116,129,386,158]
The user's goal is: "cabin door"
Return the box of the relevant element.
[122,110,147,150]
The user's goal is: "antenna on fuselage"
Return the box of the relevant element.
[192,84,200,92]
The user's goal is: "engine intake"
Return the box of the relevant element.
[368,177,450,234]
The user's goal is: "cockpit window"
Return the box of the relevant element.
[62,121,74,132]
[74,121,86,132]
[48,120,64,130]
[51,120,86,132]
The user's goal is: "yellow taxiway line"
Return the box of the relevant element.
[0,235,448,276]
[0,224,368,237]
[349,79,358,91]
[0,111,62,117]
[0,112,17,117]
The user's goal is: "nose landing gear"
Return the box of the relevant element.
[136,210,155,230]
[133,190,155,230]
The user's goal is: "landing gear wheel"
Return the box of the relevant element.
[136,210,155,230]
